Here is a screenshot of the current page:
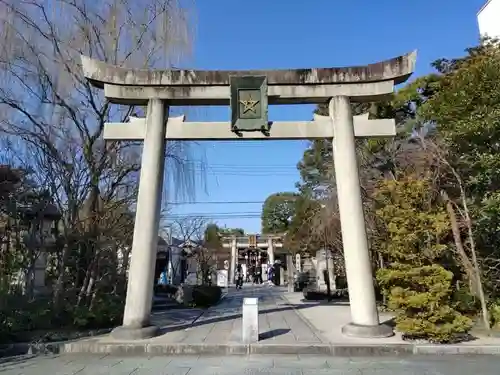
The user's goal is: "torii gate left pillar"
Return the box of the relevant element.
[80,51,416,340]
[110,99,167,339]
[229,237,237,285]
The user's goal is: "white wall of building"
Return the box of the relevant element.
[478,0,500,39]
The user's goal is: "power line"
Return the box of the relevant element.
[197,164,298,168]
[166,212,262,219]
[194,167,298,171]
[204,172,298,176]
[167,211,261,216]
[166,215,261,219]
[178,161,300,169]
[167,201,264,205]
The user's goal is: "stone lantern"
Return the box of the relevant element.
[22,200,61,294]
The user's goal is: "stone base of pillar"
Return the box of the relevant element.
[110,325,159,340]
[341,322,394,338]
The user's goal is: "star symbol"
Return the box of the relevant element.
[239,94,260,114]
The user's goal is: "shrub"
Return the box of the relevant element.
[302,288,348,301]
[373,177,473,343]
[191,285,222,308]
[70,295,124,329]
[0,289,124,344]
[378,264,473,343]
[303,290,329,301]
[154,284,178,295]
[490,302,500,328]
[0,290,52,342]
[452,286,481,317]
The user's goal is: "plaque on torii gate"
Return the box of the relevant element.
[248,234,257,248]
[230,76,269,134]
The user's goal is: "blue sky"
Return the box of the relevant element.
[167,0,486,233]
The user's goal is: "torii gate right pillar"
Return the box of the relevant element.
[330,96,392,338]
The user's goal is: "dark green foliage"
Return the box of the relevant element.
[452,286,481,317]
[283,195,322,252]
[261,192,299,234]
[302,290,329,301]
[296,139,333,197]
[302,289,348,301]
[70,295,124,329]
[191,285,222,308]
[154,284,178,295]
[0,290,123,344]
[204,223,222,249]
[420,42,500,300]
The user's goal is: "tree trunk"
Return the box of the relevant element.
[442,190,477,291]
[378,252,386,306]
[53,240,70,309]
[442,189,490,330]
[429,141,491,330]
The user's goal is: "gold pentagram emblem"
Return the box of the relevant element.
[239,94,260,115]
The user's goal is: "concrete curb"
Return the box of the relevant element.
[5,341,500,356]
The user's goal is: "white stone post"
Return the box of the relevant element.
[242,297,259,343]
[229,237,237,285]
[327,251,336,290]
[286,254,294,292]
[267,238,275,264]
[329,96,392,338]
[112,99,167,340]
[295,253,301,273]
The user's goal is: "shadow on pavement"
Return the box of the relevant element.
[0,354,38,372]
[258,328,291,340]
[157,299,344,335]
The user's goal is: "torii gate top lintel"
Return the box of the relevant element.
[81,51,415,88]
[80,51,416,106]
[221,234,284,250]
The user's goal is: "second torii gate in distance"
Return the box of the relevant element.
[222,234,283,284]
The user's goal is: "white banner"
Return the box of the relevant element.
[217,269,228,288]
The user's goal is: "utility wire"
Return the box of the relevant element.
[167,211,262,216]
[166,214,261,219]
[167,201,265,205]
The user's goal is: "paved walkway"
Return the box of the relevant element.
[2,354,500,374]
[4,287,500,373]
[116,285,326,345]
[191,285,325,344]
[282,292,500,347]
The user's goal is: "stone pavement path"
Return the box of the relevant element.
[2,354,500,374]
[150,284,326,344]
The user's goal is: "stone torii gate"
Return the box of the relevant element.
[80,51,416,340]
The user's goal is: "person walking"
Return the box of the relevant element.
[267,264,274,285]
[235,264,243,289]
[256,267,263,284]
[159,270,168,285]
